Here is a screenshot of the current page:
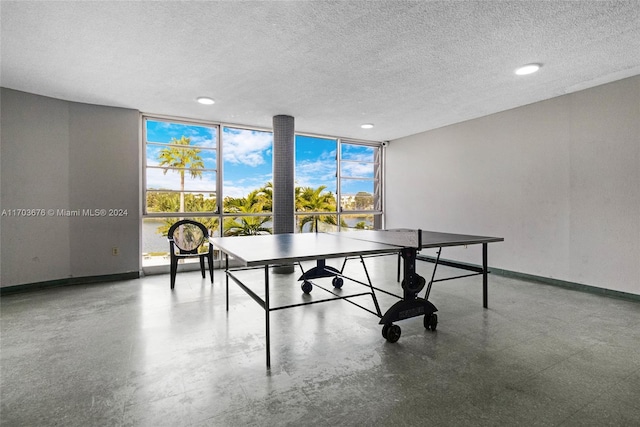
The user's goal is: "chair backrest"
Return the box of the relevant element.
[168,220,209,254]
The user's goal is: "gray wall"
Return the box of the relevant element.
[385,76,640,296]
[3,77,639,294]
[1,88,140,287]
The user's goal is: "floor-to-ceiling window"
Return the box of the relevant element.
[142,117,218,267]
[221,126,273,236]
[293,136,383,233]
[338,140,382,230]
[142,115,382,269]
[294,135,338,232]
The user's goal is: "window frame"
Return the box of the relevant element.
[141,114,384,269]
[143,115,221,218]
[337,139,382,216]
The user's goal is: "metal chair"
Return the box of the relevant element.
[167,219,214,289]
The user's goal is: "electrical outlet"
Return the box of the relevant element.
[112,247,119,256]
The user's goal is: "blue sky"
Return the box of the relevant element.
[145,120,375,198]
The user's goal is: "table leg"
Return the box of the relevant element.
[225,254,229,311]
[482,243,488,309]
[265,265,271,369]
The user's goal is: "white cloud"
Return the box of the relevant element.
[223,128,272,167]
[223,173,272,198]
[341,161,374,177]
[222,184,252,198]
[187,133,216,148]
[295,158,337,190]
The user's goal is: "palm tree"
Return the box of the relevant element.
[223,198,271,236]
[157,136,204,213]
[224,189,267,214]
[295,185,337,232]
[256,182,273,211]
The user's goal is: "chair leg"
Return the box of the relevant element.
[208,251,214,283]
[170,256,178,289]
[199,255,206,278]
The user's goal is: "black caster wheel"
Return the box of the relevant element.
[332,277,344,288]
[301,281,313,294]
[382,323,390,339]
[383,324,401,343]
[424,313,438,331]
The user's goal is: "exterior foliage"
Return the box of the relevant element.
[157,136,205,213]
[150,135,372,238]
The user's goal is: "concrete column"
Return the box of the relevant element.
[272,115,295,273]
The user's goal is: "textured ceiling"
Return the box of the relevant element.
[2,1,639,141]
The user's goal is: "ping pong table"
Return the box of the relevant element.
[210,229,503,368]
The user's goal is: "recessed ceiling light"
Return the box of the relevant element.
[361,123,374,129]
[515,64,541,75]
[196,97,215,105]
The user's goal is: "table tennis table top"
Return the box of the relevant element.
[209,229,503,267]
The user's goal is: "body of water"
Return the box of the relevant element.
[143,220,169,254]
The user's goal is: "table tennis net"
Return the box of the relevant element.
[321,227,421,249]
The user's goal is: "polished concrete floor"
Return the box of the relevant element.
[2,256,640,426]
